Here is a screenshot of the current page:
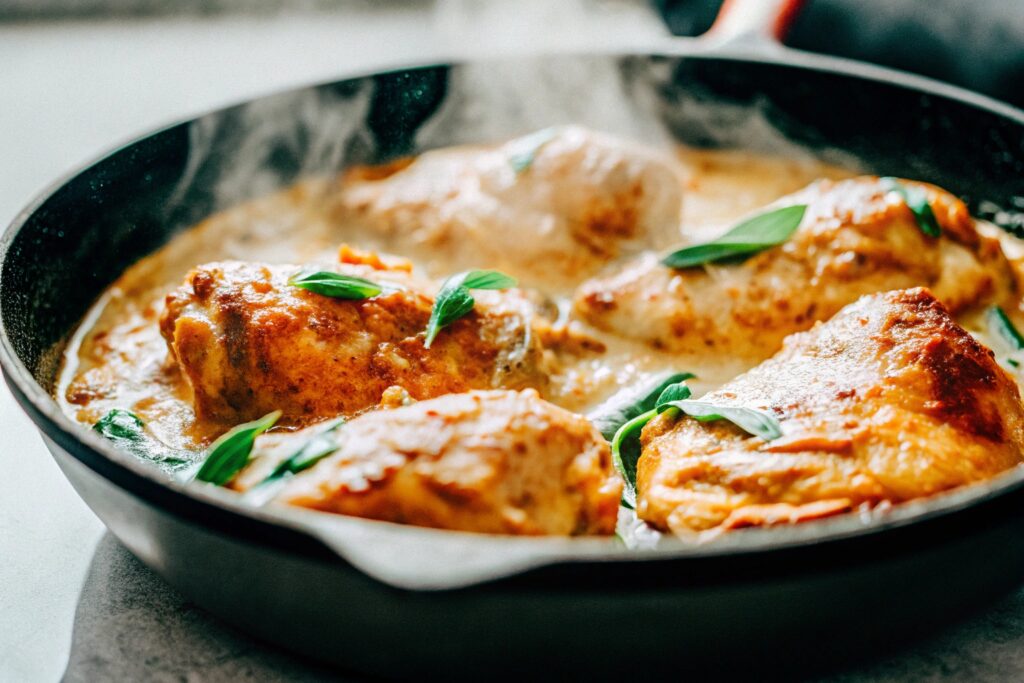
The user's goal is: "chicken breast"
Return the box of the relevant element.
[575,176,1015,361]
[160,253,550,426]
[637,288,1024,536]
[333,125,685,289]
[233,389,622,536]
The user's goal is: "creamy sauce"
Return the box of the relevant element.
[56,143,1024,458]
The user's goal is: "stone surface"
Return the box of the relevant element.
[58,534,1024,682]
[63,535,350,682]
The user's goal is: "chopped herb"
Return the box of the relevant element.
[986,305,1024,371]
[424,270,517,348]
[661,204,807,269]
[194,411,281,486]
[988,305,1024,350]
[93,408,146,443]
[92,409,190,468]
[508,127,558,173]
[880,177,941,237]
[288,269,384,299]
[261,417,345,485]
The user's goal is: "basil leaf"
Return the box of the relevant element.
[508,127,558,173]
[262,417,345,484]
[986,305,1024,372]
[93,409,190,468]
[655,382,692,412]
[988,305,1024,351]
[288,270,383,299]
[662,204,807,269]
[611,409,656,509]
[588,371,695,441]
[602,373,696,507]
[93,408,145,442]
[424,269,517,348]
[460,270,518,290]
[663,400,783,442]
[194,410,281,486]
[880,177,941,238]
[611,387,783,506]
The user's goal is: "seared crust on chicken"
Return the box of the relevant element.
[160,257,550,426]
[575,177,1015,360]
[637,288,1024,536]
[333,126,685,288]
[233,389,622,535]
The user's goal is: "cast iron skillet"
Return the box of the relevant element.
[4,0,1024,679]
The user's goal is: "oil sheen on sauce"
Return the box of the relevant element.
[54,145,1023,458]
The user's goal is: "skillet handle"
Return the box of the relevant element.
[701,0,807,49]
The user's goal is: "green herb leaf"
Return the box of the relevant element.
[588,371,695,441]
[880,177,941,237]
[986,305,1024,372]
[611,389,782,505]
[508,127,558,173]
[603,374,696,507]
[262,417,345,485]
[611,409,656,509]
[988,305,1024,351]
[655,382,692,412]
[424,269,517,348]
[662,204,808,269]
[459,270,519,290]
[92,409,190,468]
[662,400,783,442]
[93,408,145,442]
[194,411,281,486]
[288,269,384,299]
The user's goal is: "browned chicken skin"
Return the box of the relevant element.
[160,255,551,426]
[637,288,1024,536]
[233,389,622,535]
[575,176,1015,361]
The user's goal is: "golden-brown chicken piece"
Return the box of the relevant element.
[575,176,1015,361]
[233,389,622,535]
[333,126,685,289]
[160,255,550,426]
[637,288,1024,536]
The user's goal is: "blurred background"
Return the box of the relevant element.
[1,0,1022,106]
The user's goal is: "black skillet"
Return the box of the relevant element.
[4,0,1024,679]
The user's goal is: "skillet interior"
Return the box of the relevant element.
[4,52,1024,678]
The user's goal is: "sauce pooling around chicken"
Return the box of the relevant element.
[56,126,1024,537]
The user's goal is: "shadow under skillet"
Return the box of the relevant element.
[814,585,1024,683]
[62,533,363,683]
[64,534,1024,682]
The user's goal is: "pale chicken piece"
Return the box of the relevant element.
[637,288,1024,536]
[160,254,551,427]
[233,389,622,536]
[575,176,1015,361]
[333,126,685,288]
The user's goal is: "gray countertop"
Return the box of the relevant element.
[2,3,1023,680]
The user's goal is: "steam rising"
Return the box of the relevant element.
[165,54,848,220]
[167,79,374,216]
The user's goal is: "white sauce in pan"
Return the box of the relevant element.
[55,142,1024,457]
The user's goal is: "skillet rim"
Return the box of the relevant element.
[4,46,1024,585]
